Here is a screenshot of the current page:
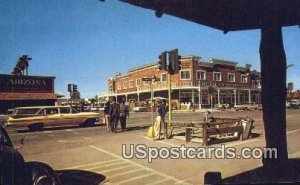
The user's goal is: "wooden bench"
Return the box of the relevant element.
[168,117,254,146]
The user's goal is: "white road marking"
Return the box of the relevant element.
[65,159,120,169]
[117,173,155,184]
[287,129,300,134]
[90,145,192,185]
[97,164,134,173]
[174,177,195,184]
[108,168,142,178]
[57,140,68,143]
[146,178,170,185]
[84,161,127,171]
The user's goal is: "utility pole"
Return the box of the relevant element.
[142,76,160,128]
[157,49,181,140]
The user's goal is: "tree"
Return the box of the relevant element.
[287,82,294,92]
[11,55,31,76]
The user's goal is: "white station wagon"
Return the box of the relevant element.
[7,106,99,131]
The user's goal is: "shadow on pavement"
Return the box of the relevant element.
[56,170,106,185]
[17,124,104,133]
[120,125,150,132]
[205,158,300,184]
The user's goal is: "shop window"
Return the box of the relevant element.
[241,75,248,83]
[180,70,191,80]
[161,73,167,82]
[196,70,206,80]
[228,73,235,82]
[213,72,222,81]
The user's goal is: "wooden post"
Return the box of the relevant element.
[202,123,208,146]
[259,0,288,176]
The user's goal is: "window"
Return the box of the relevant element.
[117,83,121,90]
[60,107,71,114]
[136,79,141,86]
[129,80,134,88]
[196,70,206,80]
[161,73,167,82]
[45,108,59,115]
[241,75,248,83]
[213,72,222,81]
[180,70,191,80]
[228,73,235,82]
[123,81,128,89]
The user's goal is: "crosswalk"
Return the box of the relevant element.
[60,145,193,185]
[64,157,190,185]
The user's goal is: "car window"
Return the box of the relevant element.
[16,108,40,115]
[45,108,59,115]
[71,108,79,113]
[60,107,71,114]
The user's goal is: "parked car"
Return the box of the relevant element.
[7,106,99,131]
[132,106,148,112]
[286,99,300,109]
[0,124,61,185]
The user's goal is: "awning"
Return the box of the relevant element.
[120,0,300,31]
[0,92,58,101]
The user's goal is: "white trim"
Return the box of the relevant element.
[213,72,222,81]
[228,73,236,82]
[129,80,134,88]
[161,73,167,82]
[180,70,192,80]
[196,70,206,80]
[241,74,248,83]
[123,81,128,89]
[136,78,141,87]
[117,82,122,90]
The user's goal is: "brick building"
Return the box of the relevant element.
[101,56,261,110]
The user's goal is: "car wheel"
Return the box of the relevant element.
[28,123,43,132]
[26,161,61,185]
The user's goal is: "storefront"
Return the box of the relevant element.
[0,74,57,114]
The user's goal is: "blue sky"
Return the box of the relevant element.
[1,0,300,98]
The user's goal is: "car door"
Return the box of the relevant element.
[43,108,60,126]
[59,107,77,126]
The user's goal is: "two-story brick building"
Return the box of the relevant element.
[101,56,261,110]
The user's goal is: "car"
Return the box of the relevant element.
[0,124,62,185]
[286,99,300,109]
[7,106,100,131]
[132,106,148,112]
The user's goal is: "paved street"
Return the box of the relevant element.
[6,109,300,185]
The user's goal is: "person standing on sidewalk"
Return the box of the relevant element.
[109,97,120,133]
[154,100,166,140]
[119,100,129,131]
[103,98,111,131]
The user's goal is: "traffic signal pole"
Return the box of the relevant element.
[166,72,171,140]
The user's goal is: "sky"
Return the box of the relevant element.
[1,0,300,98]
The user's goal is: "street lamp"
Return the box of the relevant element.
[286,64,294,69]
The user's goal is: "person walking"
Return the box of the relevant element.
[103,98,110,131]
[119,100,129,131]
[109,97,120,133]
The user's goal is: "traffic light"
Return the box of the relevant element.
[158,51,167,70]
[73,85,78,92]
[68,84,73,92]
[169,49,181,74]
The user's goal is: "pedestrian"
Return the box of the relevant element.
[103,98,111,131]
[109,97,120,133]
[154,99,167,140]
[119,100,129,131]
